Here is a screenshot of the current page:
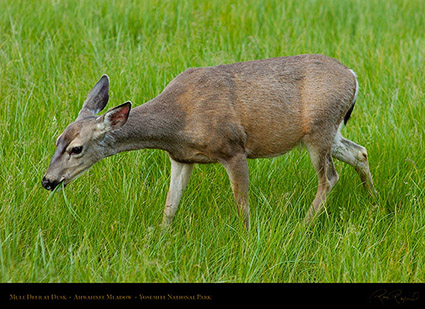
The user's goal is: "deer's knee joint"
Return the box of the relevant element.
[355,146,369,162]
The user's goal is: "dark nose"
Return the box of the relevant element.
[42,176,58,191]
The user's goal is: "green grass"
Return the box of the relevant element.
[0,0,424,282]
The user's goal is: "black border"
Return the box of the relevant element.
[1,283,424,307]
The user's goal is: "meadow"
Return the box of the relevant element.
[0,0,424,283]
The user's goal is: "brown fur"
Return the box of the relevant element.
[130,54,356,164]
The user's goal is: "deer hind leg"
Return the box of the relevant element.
[304,141,339,223]
[161,157,194,227]
[221,153,250,230]
[332,131,377,197]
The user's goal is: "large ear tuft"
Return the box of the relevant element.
[100,101,132,132]
[78,75,110,119]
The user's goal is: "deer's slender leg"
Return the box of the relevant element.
[221,153,250,230]
[304,144,338,223]
[161,157,194,227]
[332,131,377,197]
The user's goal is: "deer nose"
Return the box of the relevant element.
[42,176,58,191]
[42,176,52,190]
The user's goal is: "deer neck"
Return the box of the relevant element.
[102,97,183,157]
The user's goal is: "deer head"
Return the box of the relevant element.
[42,75,131,191]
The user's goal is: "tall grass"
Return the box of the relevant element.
[0,0,424,282]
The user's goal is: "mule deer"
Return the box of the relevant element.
[42,54,376,229]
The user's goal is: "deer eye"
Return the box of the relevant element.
[71,146,83,155]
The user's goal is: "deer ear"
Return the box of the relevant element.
[98,101,132,132]
[78,75,109,119]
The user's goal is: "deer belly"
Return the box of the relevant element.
[244,127,304,159]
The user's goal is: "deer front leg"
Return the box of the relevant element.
[161,157,194,227]
[221,153,250,230]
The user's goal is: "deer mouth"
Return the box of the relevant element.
[54,180,66,192]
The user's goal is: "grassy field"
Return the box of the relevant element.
[0,0,424,283]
